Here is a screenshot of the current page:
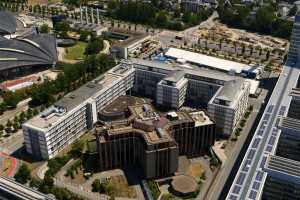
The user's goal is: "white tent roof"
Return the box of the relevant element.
[165,48,251,73]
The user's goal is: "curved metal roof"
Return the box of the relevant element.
[0,34,58,71]
[0,11,17,34]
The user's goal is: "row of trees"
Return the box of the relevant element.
[0,108,39,137]
[13,136,88,199]
[14,162,84,200]
[218,3,293,39]
[92,178,114,195]
[0,54,115,116]
[108,1,212,30]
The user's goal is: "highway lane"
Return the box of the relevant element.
[226,64,300,200]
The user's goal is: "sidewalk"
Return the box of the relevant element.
[205,91,267,200]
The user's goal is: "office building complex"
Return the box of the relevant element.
[96,96,216,178]
[261,24,300,199]
[262,85,300,200]
[288,88,300,120]
[133,59,250,136]
[226,13,300,200]
[286,15,300,64]
[97,102,179,179]
[208,79,250,136]
[24,58,250,159]
[0,176,56,200]
[276,117,300,162]
[262,155,300,200]
[23,63,135,159]
[169,110,216,157]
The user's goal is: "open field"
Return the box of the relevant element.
[109,175,137,198]
[187,162,205,179]
[64,41,87,60]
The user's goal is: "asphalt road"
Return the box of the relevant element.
[154,11,218,48]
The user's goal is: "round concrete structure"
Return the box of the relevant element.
[170,175,198,197]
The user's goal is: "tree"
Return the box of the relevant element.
[288,5,297,16]
[13,122,19,132]
[162,193,175,200]
[62,0,81,6]
[0,103,6,115]
[40,24,50,33]
[92,179,105,193]
[155,11,169,28]
[30,177,42,188]
[6,119,12,128]
[2,91,22,108]
[70,139,85,158]
[14,164,31,184]
[79,30,89,41]
[54,22,70,38]
[33,108,39,115]
[43,174,54,187]
[107,0,118,10]
[255,6,275,34]
[85,37,104,55]
[0,124,4,131]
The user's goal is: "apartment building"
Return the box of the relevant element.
[96,97,216,178]
[23,63,135,159]
[208,79,250,136]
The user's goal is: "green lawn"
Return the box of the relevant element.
[65,42,87,60]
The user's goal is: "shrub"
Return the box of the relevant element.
[14,164,31,184]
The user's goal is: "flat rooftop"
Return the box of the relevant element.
[109,29,150,47]
[163,70,185,83]
[164,47,251,73]
[131,58,236,83]
[26,63,134,130]
[264,155,300,183]
[189,111,214,126]
[55,73,120,111]
[214,79,245,103]
[279,117,300,134]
